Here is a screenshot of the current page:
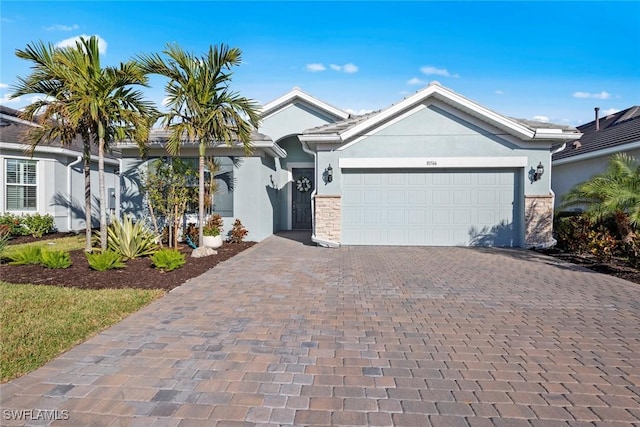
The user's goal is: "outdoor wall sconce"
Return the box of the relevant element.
[533,162,544,182]
[326,164,333,182]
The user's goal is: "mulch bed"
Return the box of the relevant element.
[536,249,640,285]
[1,240,255,291]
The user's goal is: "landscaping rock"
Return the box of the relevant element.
[191,247,217,258]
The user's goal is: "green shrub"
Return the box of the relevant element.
[554,214,591,254]
[102,217,159,260]
[86,250,126,271]
[40,249,72,269]
[229,218,249,243]
[21,214,55,238]
[150,248,186,272]
[7,246,42,265]
[0,214,27,236]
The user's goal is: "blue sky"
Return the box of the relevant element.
[1,1,638,126]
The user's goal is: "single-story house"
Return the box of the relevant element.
[0,105,119,232]
[299,82,581,248]
[552,106,640,207]
[2,84,583,248]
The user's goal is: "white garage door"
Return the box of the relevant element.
[342,168,521,246]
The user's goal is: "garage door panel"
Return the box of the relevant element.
[342,168,521,246]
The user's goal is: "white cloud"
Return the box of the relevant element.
[328,63,359,73]
[45,24,79,32]
[495,90,504,95]
[342,63,358,74]
[572,91,610,100]
[603,107,620,116]
[532,115,550,123]
[305,63,326,72]
[0,82,9,89]
[56,34,107,54]
[420,66,459,78]
[407,77,425,86]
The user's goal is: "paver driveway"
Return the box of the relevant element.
[2,232,640,426]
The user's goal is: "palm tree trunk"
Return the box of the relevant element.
[83,145,92,252]
[98,123,107,251]
[198,153,205,247]
[615,211,637,244]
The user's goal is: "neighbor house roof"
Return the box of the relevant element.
[300,82,582,144]
[553,106,640,163]
[0,105,117,160]
[260,87,349,121]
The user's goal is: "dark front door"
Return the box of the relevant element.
[292,168,314,229]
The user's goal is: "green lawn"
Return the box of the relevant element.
[0,282,164,382]
[2,234,86,258]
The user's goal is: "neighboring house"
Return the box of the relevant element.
[299,82,581,248]
[552,106,640,207]
[0,106,119,232]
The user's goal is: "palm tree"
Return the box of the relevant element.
[561,153,640,243]
[12,41,95,251]
[137,44,260,247]
[13,37,158,251]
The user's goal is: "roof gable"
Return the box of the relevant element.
[301,82,581,145]
[260,88,349,122]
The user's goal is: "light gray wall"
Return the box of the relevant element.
[0,148,116,232]
[552,147,640,209]
[260,102,337,142]
[315,103,553,198]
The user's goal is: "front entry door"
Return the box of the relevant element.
[292,168,314,229]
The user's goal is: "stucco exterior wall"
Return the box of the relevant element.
[0,148,116,232]
[260,102,337,142]
[315,103,552,198]
[552,147,640,207]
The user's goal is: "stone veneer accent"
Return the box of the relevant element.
[314,195,341,243]
[524,194,555,248]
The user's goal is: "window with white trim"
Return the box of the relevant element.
[5,158,37,211]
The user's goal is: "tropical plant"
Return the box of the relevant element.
[0,230,11,259]
[203,214,224,237]
[138,43,260,247]
[86,250,126,271]
[12,37,158,251]
[150,248,186,272]
[6,246,42,265]
[561,153,640,244]
[229,218,249,243]
[40,249,72,269]
[102,216,159,260]
[142,158,197,248]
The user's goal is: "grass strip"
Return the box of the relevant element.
[0,282,164,382]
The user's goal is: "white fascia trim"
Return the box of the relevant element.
[0,113,41,128]
[260,88,349,121]
[0,142,119,165]
[552,140,640,166]
[252,141,287,158]
[298,134,342,143]
[340,84,537,141]
[533,129,583,141]
[339,156,528,169]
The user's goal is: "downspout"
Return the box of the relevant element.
[545,142,569,249]
[300,139,340,248]
[67,155,83,232]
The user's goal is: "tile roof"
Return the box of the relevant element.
[553,106,640,161]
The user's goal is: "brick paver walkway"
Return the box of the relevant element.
[2,232,640,426]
